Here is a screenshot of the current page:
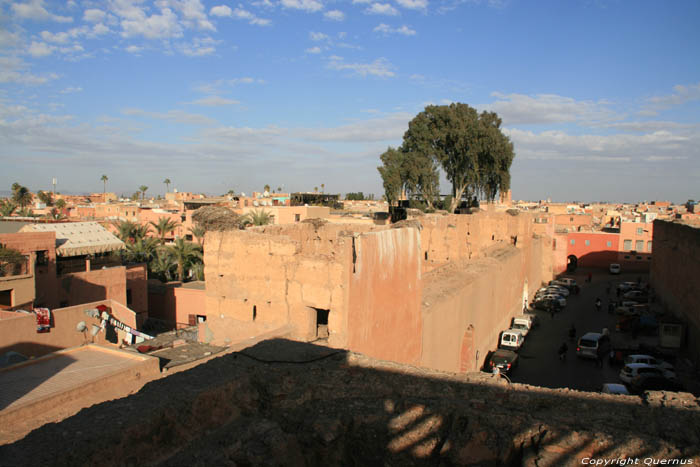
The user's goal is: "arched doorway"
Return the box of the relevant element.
[567,255,578,272]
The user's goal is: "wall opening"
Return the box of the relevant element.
[253,305,257,321]
[0,289,12,308]
[197,314,207,323]
[314,307,330,340]
[424,251,428,261]
[567,255,578,272]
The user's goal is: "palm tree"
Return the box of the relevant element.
[163,178,171,193]
[264,184,270,194]
[101,175,108,194]
[168,238,202,282]
[16,207,34,217]
[150,249,176,282]
[113,220,150,243]
[122,237,159,264]
[189,224,206,247]
[0,200,16,217]
[139,185,148,201]
[55,199,67,210]
[314,187,318,194]
[321,183,325,193]
[240,209,274,227]
[37,190,53,206]
[149,217,180,244]
[12,185,33,208]
[47,208,66,220]
[277,187,282,193]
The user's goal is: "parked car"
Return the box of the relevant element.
[511,315,534,336]
[557,277,578,289]
[576,331,611,359]
[539,294,566,307]
[624,354,674,371]
[531,298,562,313]
[601,383,630,395]
[499,329,526,351]
[546,285,570,297]
[623,290,648,302]
[619,363,676,384]
[609,263,621,274]
[628,375,684,394]
[617,282,639,292]
[488,349,519,374]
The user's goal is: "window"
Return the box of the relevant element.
[624,255,630,259]
[635,240,644,251]
[36,250,48,266]
[647,241,652,252]
[0,290,12,307]
[637,227,643,235]
[606,241,612,248]
[570,239,575,245]
[126,289,132,305]
[570,217,574,222]
[585,240,590,246]
[295,214,301,222]
[623,239,632,250]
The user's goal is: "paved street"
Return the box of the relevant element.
[509,269,649,392]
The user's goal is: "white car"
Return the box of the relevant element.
[602,383,630,395]
[539,294,566,307]
[624,354,674,371]
[619,363,676,384]
[546,285,570,297]
[609,263,621,274]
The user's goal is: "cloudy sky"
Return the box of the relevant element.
[1,0,699,202]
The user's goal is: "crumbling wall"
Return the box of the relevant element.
[202,225,352,346]
[345,227,423,365]
[651,220,700,361]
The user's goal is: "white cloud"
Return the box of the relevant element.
[188,96,240,106]
[193,77,261,94]
[352,0,372,3]
[177,36,221,56]
[310,31,329,41]
[302,112,412,142]
[324,10,345,21]
[395,0,428,9]
[646,82,700,111]
[365,3,399,15]
[486,92,619,125]
[122,108,216,125]
[0,57,59,85]
[167,0,216,31]
[280,0,324,13]
[210,5,233,16]
[0,29,22,48]
[92,23,110,35]
[12,0,73,23]
[373,23,416,35]
[28,41,55,57]
[83,8,106,23]
[113,2,184,39]
[40,30,71,44]
[306,46,322,54]
[60,86,83,94]
[125,45,144,54]
[209,4,270,26]
[327,56,395,78]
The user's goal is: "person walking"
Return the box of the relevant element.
[595,297,602,312]
[558,342,568,361]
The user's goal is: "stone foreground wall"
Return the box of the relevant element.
[3,340,698,466]
[651,220,700,360]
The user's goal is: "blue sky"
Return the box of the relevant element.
[1,0,699,203]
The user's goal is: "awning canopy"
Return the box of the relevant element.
[20,222,125,257]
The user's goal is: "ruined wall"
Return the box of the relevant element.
[202,224,353,346]
[346,227,423,365]
[651,220,700,361]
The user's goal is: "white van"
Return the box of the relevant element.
[576,330,611,359]
[511,315,534,336]
[500,329,526,351]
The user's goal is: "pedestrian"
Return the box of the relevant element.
[595,297,602,312]
[558,342,568,361]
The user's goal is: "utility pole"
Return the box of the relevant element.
[52,177,57,195]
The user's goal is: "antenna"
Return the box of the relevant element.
[52,177,57,195]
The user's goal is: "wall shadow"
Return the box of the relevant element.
[1,338,698,465]
[0,346,76,411]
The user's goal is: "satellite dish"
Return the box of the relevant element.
[76,321,87,332]
[101,311,110,320]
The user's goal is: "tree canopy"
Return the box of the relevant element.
[379,103,514,213]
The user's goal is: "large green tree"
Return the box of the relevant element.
[377,146,440,209]
[400,103,514,213]
[37,190,53,206]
